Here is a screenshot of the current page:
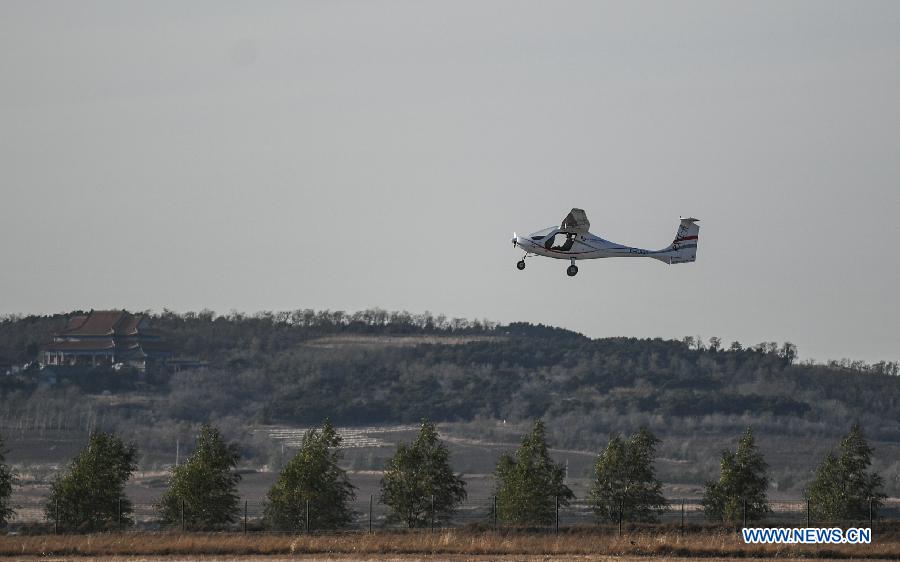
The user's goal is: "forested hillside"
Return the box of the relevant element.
[1,309,898,493]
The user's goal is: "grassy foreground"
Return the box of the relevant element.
[0,529,899,560]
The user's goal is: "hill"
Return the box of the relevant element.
[0,309,898,497]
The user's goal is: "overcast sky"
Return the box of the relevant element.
[1,1,898,362]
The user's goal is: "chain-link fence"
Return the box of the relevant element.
[7,497,900,533]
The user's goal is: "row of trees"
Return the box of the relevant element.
[0,420,886,530]
[701,423,886,522]
[490,421,884,526]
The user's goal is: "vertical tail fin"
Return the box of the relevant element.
[658,217,699,264]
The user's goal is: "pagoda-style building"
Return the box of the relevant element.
[42,310,171,372]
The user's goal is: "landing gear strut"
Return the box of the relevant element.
[566,258,578,277]
[516,260,526,271]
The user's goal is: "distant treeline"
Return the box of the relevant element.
[0,308,500,364]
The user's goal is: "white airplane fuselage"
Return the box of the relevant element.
[515,229,669,262]
[512,212,698,275]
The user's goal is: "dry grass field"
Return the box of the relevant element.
[1,529,899,560]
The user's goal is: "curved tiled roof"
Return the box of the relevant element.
[58,310,140,336]
[116,315,142,336]
[46,311,170,357]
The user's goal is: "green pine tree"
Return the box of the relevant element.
[589,427,668,523]
[264,420,356,530]
[45,431,137,532]
[806,423,885,521]
[702,427,770,523]
[495,420,574,525]
[158,424,241,530]
[380,419,466,528]
[0,435,15,526]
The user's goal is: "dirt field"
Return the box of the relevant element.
[1,529,899,561]
[0,554,878,562]
[0,554,852,562]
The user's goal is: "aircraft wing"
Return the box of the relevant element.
[560,208,590,234]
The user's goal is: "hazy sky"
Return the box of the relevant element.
[1,1,898,362]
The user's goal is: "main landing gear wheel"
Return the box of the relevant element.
[567,264,578,277]
[516,260,526,270]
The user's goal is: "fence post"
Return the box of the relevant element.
[869,497,873,528]
[806,498,810,528]
[305,499,310,534]
[680,499,685,536]
[243,500,248,533]
[555,495,559,535]
[618,498,623,536]
[181,499,185,532]
[117,498,122,529]
[493,496,498,530]
[742,498,746,529]
[55,498,59,534]
[430,494,435,533]
[369,495,373,533]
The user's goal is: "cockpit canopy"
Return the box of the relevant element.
[528,227,578,251]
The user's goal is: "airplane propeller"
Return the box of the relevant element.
[511,232,518,248]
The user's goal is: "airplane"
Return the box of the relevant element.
[512,208,699,276]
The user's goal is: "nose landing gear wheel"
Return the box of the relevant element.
[516,260,526,270]
[566,265,578,276]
